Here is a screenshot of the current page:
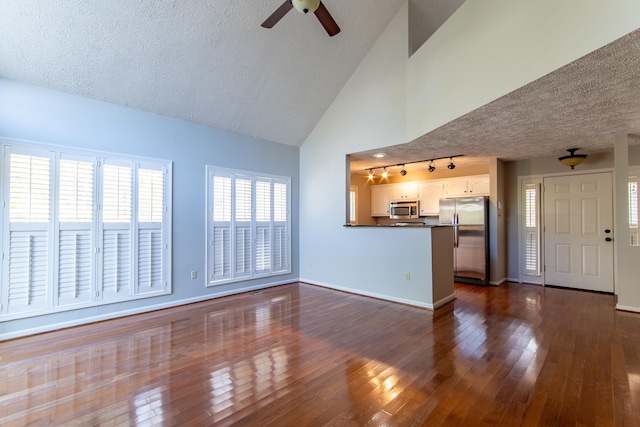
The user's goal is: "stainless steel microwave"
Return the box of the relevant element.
[390,201,419,219]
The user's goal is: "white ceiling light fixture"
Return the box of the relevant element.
[292,0,320,14]
[373,153,386,158]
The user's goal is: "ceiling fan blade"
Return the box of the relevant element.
[314,2,340,37]
[261,1,294,29]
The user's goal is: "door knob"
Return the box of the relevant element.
[605,229,611,233]
[605,237,613,242]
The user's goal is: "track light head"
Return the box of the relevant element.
[400,165,407,176]
[447,157,456,170]
[428,160,436,173]
[367,169,374,180]
[382,167,388,179]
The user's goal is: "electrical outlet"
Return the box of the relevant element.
[191,271,197,280]
[405,272,411,281]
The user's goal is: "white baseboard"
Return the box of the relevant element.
[300,278,434,310]
[0,278,295,341]
[489,278,508,286]
[432,293,456,309]
[616,304,640,313]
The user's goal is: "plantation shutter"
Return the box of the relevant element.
[206,166,290,286]
[57,156,94,306]
[101,161,132,300]
[629,177,639,245]
[524,183,541,276]
[5,151,51,314]
[137,165,166,294]
[211,174,232,281]
[273,181,288,273]
[235,177,252,278]
[255,179,271,274]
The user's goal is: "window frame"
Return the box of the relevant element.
[0,139,173,321]
[206,166,291,287]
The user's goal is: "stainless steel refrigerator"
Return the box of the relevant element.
[439,196,489,285]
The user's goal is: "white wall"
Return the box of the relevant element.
[407,0,640,140]
[0,77,300,339]
[300,0,640,305]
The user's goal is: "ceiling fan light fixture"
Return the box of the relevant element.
[292,0,320,14]
[558,148,587,169]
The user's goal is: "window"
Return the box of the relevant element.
[206,167,291,286]
[523,183,541,276]
[630,176,639,246]
[349,186,357,224]
[0,141,172,320]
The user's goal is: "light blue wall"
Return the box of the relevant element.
[0,77,299,339]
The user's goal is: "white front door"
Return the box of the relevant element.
[543,172,614,292]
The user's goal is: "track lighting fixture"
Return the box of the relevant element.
[361,154,463,177]
[447,157,456,170]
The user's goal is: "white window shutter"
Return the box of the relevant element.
[9,153,50,223]
[101,230,131,299]
[7,232,49,314]
[235,226,251,277]
[523,184,540,276]
[273,225,288,272]
[101,162,132,300]
[255,226,271,273]
[137,229,163,294]
[212,226,231,281]
[58,231,93,306]
[6,152,51,315]
[102,164,132,223]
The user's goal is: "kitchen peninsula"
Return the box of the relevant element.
[345,224,454,309]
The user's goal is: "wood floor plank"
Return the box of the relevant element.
[1,282,639,426]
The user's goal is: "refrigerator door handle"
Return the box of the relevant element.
[453,225,459,248]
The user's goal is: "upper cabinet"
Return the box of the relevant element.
[444,175,490,197]
[391,182,419,201]
[371,185,391,216]
[369,175,490,218]
[419,181,445,216]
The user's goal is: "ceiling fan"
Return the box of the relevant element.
[261,0,341,37]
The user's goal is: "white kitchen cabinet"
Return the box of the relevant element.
[391,182,419,201]
[370,185,391,216]
[467,175,490,195]
[444,175,490,197]
[419,180,445,216]
[444,178,469,197]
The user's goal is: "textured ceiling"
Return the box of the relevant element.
[0,0,406,146]
[350,28,640,173]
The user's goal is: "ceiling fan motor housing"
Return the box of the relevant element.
[292,0,320,14]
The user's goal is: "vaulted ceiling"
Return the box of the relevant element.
[0,0,412,146]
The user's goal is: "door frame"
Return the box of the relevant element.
[517,168,616,292]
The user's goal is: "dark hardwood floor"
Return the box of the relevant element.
[1,282,639,426]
